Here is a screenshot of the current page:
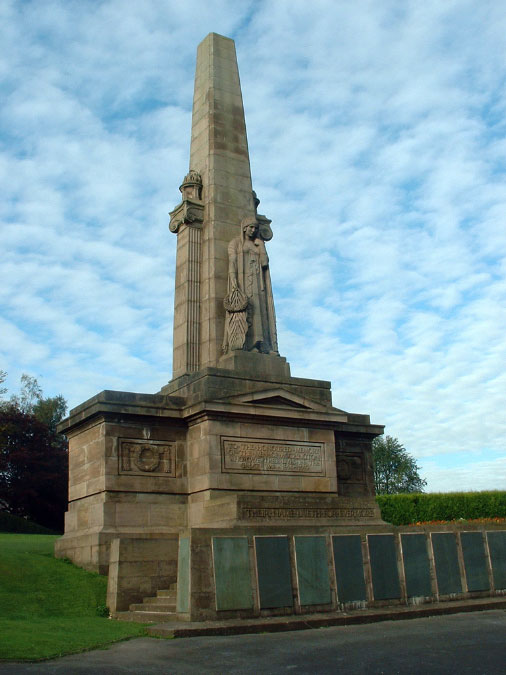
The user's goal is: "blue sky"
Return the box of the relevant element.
[1,0,505,492]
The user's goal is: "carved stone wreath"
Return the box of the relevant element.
[119,439,176,477]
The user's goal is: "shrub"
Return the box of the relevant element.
[376,491,506,525]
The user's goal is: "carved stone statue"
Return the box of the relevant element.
[222,216,279,355]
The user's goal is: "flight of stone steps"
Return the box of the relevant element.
[115,583,179,622]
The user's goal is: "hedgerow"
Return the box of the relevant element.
[376,491,506,526]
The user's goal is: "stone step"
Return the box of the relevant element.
[143,596,176,606]
[156,589,177,598]
[130,602,176,612]
[115,610,179,623]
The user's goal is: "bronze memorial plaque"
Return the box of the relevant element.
[119,439,176,477]
[221,437,325,476]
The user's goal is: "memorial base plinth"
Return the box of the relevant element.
[165,523,506,623]
[56,366,386,617]
[189,491,383,528]
[54,491,187,574]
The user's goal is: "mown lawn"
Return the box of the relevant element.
[0,534,147,661]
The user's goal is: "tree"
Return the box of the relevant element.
[373,436,427,495]
[4,374,67,432]
[9,373,43,414]
[0,370,7,399]
[0,375,68,531]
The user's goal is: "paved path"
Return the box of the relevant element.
[1,609,505,674]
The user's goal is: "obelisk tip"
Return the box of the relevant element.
[198,32,235,47]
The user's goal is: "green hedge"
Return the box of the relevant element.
[376,491,506,526]
[0,511,58,534]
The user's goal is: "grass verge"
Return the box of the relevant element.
[0,534,147,661]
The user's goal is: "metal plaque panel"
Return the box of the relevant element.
[295,536,331,606]
[213,537,253,610]
[176,537,190,613]
[401,533,432,598]
[487,531,506,590]
[332,535,367,603]
[432,533,462,595]
[255,536,293,609]
[368,534,401,600]
[460,532,489,592]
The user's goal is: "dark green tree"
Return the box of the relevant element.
[0,374,68,531]
[373,435,427,495]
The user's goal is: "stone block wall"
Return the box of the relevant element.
[107,537,179,612]
[186,418,337,494]
[174,525,506,621]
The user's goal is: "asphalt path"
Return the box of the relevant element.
[1,609,505,674]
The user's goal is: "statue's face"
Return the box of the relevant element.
[244,222,258,239]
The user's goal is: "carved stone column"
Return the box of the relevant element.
[170,171,204,377]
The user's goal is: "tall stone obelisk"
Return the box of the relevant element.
[171,34,258,378]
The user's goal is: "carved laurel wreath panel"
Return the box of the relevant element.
[336,440,371,484]
[118,439,176,477]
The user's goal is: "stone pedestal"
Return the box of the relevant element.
[56,367,383,576]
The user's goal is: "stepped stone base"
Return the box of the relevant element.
[190,492,383,528]
[218,351,291,378]
[54,491,187,574]
[142,596,506,636]
[55,365,383,577]
[109,523,506,624]
[56,365,387,622]
[106,537,179,613]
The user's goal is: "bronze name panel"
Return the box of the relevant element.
[119,439,175,477]
[221,437,325,476]
[242,507,375,520]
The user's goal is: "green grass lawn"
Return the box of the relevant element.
[0,534,148,661]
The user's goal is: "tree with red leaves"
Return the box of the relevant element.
[0,375,68,531]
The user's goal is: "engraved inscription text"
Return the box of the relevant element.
[242,507,375,520]
[222,437,325,476]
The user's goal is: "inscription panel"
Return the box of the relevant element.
[431,532,462,595]
[295,536,332,606]
[401,533,432,598]
[222,436,325,476]
[255,536,293,609]
[460,532,489,592]
[368,534,401,600]
[487,531,506,590]
[242,507,375,520]
[332,535,367,603]
[213,537,253,611]
[119,439,175,477]
[176,537,190,613]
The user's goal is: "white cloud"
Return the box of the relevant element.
[423,455,506,493]
[1,0,505,491]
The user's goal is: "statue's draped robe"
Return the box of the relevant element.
[224,234,278,354]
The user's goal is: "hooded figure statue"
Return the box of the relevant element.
[222,215,279,355]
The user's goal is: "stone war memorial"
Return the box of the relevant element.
[56,34,505,623]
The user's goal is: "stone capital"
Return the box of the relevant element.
[169,197,204,234]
